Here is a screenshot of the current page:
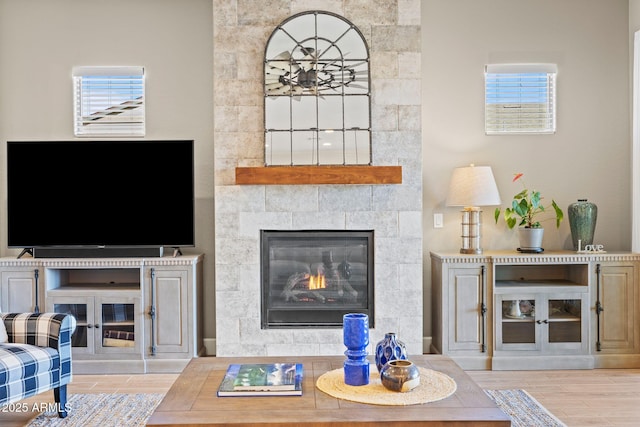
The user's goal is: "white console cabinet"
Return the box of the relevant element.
[431,251,640,370]
[0,254,203,374]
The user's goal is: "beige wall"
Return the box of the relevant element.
[0,0,216,338]
[631,0,640,252]
[0,0,635,345]
[422,0,631,338]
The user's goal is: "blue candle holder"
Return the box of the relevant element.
[343,313,370,386]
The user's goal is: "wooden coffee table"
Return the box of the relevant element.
[146,355,510,426]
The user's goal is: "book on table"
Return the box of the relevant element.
[217,363,303,396]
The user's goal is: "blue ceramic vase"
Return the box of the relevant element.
[342,313,370,386]
[375,332,408,372]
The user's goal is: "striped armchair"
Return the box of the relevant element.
[0,313,75,418]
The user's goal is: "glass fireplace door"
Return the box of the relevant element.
[261,230,374,328]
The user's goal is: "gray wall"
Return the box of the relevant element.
[422,0,631,338]
[0,0,216,339]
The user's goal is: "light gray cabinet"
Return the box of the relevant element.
[144,264,202,373]
[0,263,43,313]
[431,256,491,369]
[593,262,640,367]
[0,254,203,374]
[431,251,640,370]
[47,293,142,357]
[492,260,591,370]
[493,286,590,369]
[145,267,193,362]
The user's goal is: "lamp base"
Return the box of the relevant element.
[459,208,483,254]
[460,248,483,254]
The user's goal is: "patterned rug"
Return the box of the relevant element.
[24,389,564,426]
[486,389,567,427]
[26,393,164,427]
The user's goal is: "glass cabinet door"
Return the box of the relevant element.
[49,297,95,354]
[544,293,587,354]
[496,295,540,351]
[496,292,587,354]
[547,298,582,343]
[101,302,135,349]
[97,296,140,354]
[49,295,140,355]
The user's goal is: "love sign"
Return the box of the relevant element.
[577,239,606,253]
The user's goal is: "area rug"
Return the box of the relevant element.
[26,393,164,427]
[486,389,567,427]
[23,389,564,427]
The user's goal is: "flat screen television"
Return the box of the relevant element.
[7,140,195,258]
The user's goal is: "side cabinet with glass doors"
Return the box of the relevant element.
[45,265,145,373]
[431,252,640,370]
[492,261,591,370]
[47,293,141,356]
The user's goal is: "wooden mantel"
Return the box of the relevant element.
[235,165,402,185]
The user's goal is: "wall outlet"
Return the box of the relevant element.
[434,213,444,228]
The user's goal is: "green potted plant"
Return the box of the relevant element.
[494,173,564,251]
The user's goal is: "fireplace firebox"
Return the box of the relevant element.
[261,230,374,328]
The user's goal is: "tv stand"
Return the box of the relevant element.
[172,247,183,257]
[17,248,33,259]
[0,254,204,374]
[32,246,164,258]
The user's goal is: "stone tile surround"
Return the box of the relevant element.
[213,0,423,357]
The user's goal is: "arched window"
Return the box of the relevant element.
[264,11,371,166]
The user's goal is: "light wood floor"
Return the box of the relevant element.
[1,369,639,426]
[468,369,640,426]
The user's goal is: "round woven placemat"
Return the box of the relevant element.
[316,366,457,406]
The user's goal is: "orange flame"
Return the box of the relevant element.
[308,274,326,290]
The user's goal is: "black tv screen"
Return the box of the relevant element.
[7,140,195,257]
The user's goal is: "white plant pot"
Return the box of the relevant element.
[518,227,544,250]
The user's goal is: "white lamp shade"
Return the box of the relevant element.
[446,165,501,207]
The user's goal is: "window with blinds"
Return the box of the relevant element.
[73,66,145,137]
[485,63,557,135]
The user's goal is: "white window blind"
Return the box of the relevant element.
[73,66,145,137]
[485,63,557,135]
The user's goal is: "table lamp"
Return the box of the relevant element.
[446,165,501,254]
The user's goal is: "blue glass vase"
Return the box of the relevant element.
[342,313,369,386]
[375,332,408,372]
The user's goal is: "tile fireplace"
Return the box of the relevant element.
[261,230,374,329]
[213,0,423,358]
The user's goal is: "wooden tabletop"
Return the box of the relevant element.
[146,355,510,426]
